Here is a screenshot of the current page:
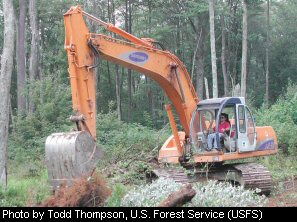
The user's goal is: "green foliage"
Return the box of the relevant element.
[97,110,169,158]
[9,76,72,163]
[0,170,51,207]
[105,183,127,207]
[260,155,297,181]
[190,180,267,207]
[141,111,154,128]
[121,178,267,207]
[255,83,297,153]
[269,0,297,102]
[96,110,170,185]
[121,178,182,207]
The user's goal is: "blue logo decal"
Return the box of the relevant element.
[128,52,149,63]
[257,139,275,150]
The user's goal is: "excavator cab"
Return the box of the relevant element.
[158,96,276,193]
[190,97,257,154]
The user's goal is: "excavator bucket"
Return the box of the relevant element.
[45,131,103,191]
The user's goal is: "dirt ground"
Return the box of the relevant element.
[267,177,297,207]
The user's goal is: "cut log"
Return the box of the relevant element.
[157,184,196,207]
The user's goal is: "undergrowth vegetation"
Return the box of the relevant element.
[259,155,297,181]
[0,170,50,207]
[5,103,170,206]
[8,76,72,164]
[120,178,267,207]
[96,106,170,185]
[190,181,267,207]
[254,83,297,180]
[255,83,297,154]
[3,84,297,207]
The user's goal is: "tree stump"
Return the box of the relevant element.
[157,184,196,207]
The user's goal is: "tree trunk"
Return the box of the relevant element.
[0,0,15,188]
[107,0,111,22]
[209,0,218,98]
[196,25,207,100]
[232,43,240,85]
[111,0,121,120]
[196,57,205,100]
[28,0,39,113]
[106,1,113,101]
[128,70,132,122]
[115,65,121,120]
[221,14,229,97]
[240,0,248,98]
[147,0,156,125]
[204,77,210,99]
[83,0,96,32]
[190,13,208,100]
[234,83,241,97]
[126,0,132,122]
[96,62,101,112]
[16,0,27,114]
[228,1,240,87]
[265,0,270,105]
[176,19,182,58]
[146,76,156,127]
[9,95,15,133]
[195,31,205,100]
[191,30,201,80]
[106,61,113,100]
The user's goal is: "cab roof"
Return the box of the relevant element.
[197,97,245,110]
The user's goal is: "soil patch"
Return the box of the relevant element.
[267,176,297,207]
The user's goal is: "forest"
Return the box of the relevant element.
[0,0,297,207]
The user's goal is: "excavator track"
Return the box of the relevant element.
[152,168,191,184]
[152,162,272,194]
[232,163,272,194]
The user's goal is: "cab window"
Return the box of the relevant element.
[238,105,246,133]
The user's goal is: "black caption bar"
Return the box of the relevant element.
[0,207,285,221]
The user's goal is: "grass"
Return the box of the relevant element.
[105,183,127,207]
[0,169,51,207]
[259,153,297,181]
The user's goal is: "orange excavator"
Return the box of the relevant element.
[45,6,278,193]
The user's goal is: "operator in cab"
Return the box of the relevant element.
[207,113,230,150]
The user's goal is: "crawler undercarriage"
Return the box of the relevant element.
[152,162,272,195]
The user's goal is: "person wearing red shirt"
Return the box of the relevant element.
[207,113,231,150]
